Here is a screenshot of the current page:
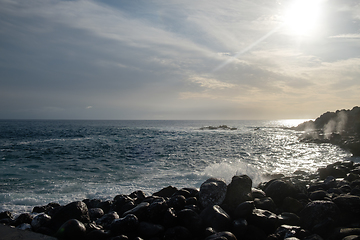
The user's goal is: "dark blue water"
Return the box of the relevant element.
[0,120,353,213]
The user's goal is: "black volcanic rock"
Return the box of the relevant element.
[199,178,227,208]
[222,175,253,211]
[293,106,360,156]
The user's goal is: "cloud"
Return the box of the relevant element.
[329,34,360,39]
[0,0,360,119]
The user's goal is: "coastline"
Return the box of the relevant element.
[1,159,360,240]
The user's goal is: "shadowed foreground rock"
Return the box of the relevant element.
[2,160,360,240]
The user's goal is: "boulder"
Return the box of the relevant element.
[13,212,33,226]
[54,219,86,240]
[254,197,277,212]
[299,200,341,230]
[162,207,177,228]
[31,213,51,231]
[275,225,311,239]
[88,208,104,220]
[177,209,204,235]
[222,175,253,211]
[163,226,193,240]
[122,202,149,219]
[200,205,231,231]
[199,178,227,208]
[110,214,138,236]
[146,199,168,223]
[95,211,119,229]
[232,218,248,238]
[233,201,255,219]
[282,197,304,214]
[263,179,298,206]
[153,186,178,198]
[248,209,279,234]
[137,221,164,239]
[205,231,237,240]
[51,201,90,226]
[333,195,360,224]
[167,195,186,211]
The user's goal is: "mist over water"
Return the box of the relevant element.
[0,120,355,213]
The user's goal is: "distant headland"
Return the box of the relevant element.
[292,106,360,156]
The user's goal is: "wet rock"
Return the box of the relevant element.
[13,212,33,226]
[16,223,32,230]
[110,214,138,236]
[167,195,186,211]
[0,211,13,224]
[96,211,119,229]
[252,188,266,199]
[31,213,51,230]
[186,196,198,206]
[129,190,146,203]
[177,209,204,235]
[328,228,360,240]
[89,207,104,220]
[52,201,90,226]
[163,226,193,240]
[263,179,298,206]
[232,218,247,238]
[172,188,191,198]
[162,207,177,228]
[85,229,111,240]
[278,212,301,226]
[112,195,134,215]
[233,201,255,219]
[275,225,311,239]
[200,205,231,231]
[309,190,329,201]
[146,199,168,223]
[299,200,341,230]
[248,209,278,234]
[205,231,237,240]
[122,202,149,220]
[33,202,61,214]
[183,187,200,198]
[243,225,267,240]
[199,178,227,208]
[0,211,13,219]
[222,175,253,211]
[153,186,178,198]
[54,219,86,240]
[254,197,277,212]
[137,221,164,239]
[282,197,304,214]
[303,234,324,240]
[342,235,360,240]
[333,195,360,224]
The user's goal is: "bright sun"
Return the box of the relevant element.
[283,0,323,36]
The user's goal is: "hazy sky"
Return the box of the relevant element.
[1,0,359,120]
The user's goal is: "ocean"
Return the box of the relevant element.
[0,120,356,214]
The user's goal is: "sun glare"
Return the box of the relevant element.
[283,0,323,36]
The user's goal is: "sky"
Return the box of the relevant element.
[0,0,359,120]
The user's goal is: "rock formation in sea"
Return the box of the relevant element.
[292,106,360,156]
[1,159,360,240]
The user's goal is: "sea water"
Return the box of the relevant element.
[0,120,356,213]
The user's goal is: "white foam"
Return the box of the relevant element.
[201,160,265,186]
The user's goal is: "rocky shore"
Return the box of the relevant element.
[1,159,360,240]
[291,106,360,156]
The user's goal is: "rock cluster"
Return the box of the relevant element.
[292,106,360,156]
[1,160,360,240]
